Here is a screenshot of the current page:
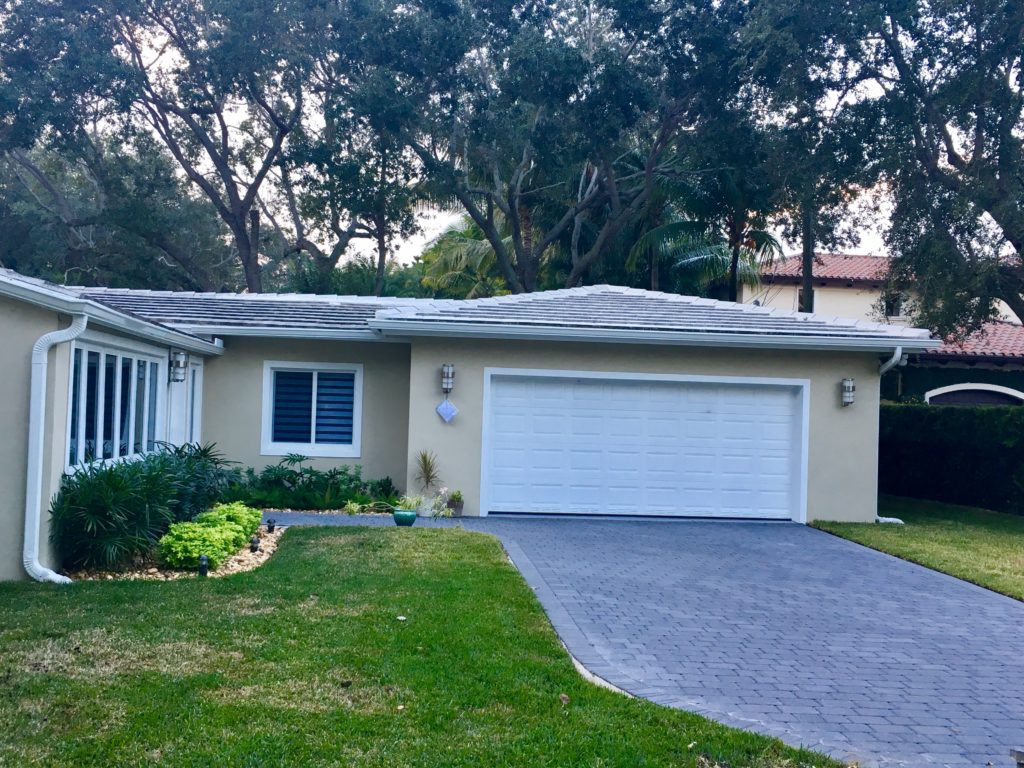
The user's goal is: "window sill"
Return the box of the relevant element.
[260,442,361,459]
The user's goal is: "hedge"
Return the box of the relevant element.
[879,403,1024,514]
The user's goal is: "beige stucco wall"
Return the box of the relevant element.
[0,296,70,581]
[743,283,885,321]
[202,338,411,486]
[406,338,881,523]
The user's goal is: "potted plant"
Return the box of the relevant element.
[446,490,464,516]
[414,450,441,517]
[392,496,421,527]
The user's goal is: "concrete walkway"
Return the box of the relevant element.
[266,512,1024,767]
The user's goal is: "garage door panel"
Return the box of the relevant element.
[485,375,802,520]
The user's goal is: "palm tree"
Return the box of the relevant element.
[627,165,784,301]
[420,217,511,299]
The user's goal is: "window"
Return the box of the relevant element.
[261,361,363,458]
[67,342,164,467]
[883,292,906,318]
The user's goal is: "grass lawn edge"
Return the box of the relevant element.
[812,495,1024,603]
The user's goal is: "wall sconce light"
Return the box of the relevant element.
[169,350,189,383]
[441,363,455,394]
[841,377,856,407]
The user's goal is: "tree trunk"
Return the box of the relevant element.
[234,210,263,293]
[518,206,536,292]
[650,247,659,291]
[801,201,815,312]
[728,240,741,302]
[373,214,387,297]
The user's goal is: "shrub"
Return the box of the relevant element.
[158,443,236,521]
[879,403,1024,514]
[158,502,262,569]
[195,502,262,542]
[49,443,237,570]
[223,456,399,510]
[158,522,239,570]
[50,458,177,569]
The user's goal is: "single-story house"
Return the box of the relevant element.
[0,267,938,582]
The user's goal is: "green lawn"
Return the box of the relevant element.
[0,527,834,767]
[815,496,1024,601]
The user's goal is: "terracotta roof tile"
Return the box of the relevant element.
[765,253,890,282]
[928,321,1024,359]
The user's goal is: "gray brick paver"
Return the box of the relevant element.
[275,513,1024,768]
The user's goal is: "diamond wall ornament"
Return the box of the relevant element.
[436,398,458,423]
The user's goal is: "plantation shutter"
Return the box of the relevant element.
[273,371,314,443]
[315,372,355,444]
[272,369,356,446]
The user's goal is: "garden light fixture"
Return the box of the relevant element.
[198,554,209,577]
[441,363,455,394]
[841,377,856,407]
[266,519,276,533]
[169,350,189,382]
[250,535,261,553]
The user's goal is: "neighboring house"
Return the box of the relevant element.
[890,322,1024,405]
[743,252,1024,405]
[0,268,936,581]
[742,253,896,321]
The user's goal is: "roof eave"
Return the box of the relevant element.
[369,319,940,353]
[0,278,224,356]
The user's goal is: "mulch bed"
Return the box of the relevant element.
[68,525,286,582]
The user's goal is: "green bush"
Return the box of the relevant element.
[223,455,399,510]
[159,443,236,521]
[49,459,177,569]
[49,443,236,570]
[195,502,262,543]
[158,502,262,569]
[879,403,1024,514]
[157,522,239,570]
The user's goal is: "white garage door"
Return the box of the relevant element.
[483,373,805,520]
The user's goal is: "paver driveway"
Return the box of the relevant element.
[271,513,1024,767]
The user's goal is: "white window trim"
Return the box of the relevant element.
[260,360,363,458]
[925,382,1024,404]
[479,367,810,524]
[65,337,168,472]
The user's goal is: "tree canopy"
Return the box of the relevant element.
[0,0,1019,332]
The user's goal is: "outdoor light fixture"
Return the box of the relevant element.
[441,363,455,394]
[169,350,189,382]
[266,519,276,533]
[250,535,261,553]
[841,377,856,407]
[198,554,209,577]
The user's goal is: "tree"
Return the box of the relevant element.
[741,0,869,314]
[0,136,239,289]
[770,0,1024,333]
[0,0,323,292]
[349,0,701,293]
[420,216,511,299]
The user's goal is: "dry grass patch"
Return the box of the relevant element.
[15,628,236,679]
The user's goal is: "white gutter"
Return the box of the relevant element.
[24,315,88,584]
[879,346,905,375]
[369,320,941,354]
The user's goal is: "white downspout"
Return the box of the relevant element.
[879,345,904,376]
[24,314,88,584]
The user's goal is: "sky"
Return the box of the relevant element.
[368,192,891,268]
